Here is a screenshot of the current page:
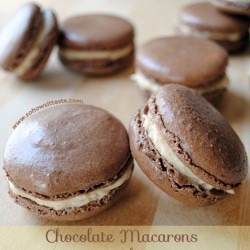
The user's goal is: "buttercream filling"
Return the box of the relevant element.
[8,161,133,210]
[14,9,54,76]
[143,112,234,194]
[59,44,133,61]
[131,71,160,93]
[131,70,229,94]
[195,75,229,94]
[178,24,244,42]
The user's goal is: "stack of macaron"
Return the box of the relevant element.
[132,1,250,102]
[1,2,249,222]
[0,2,248,104]
[0,3,135,80]
[3,84,248,219]
[176,1,250,53]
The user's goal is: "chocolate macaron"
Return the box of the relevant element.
[129,84,248,206]
[177,2,250,53]
[3,104,133,221]
[132,36,229,105]
[58,14,134,75]
[0,3,58,80]
[211,0,250,16]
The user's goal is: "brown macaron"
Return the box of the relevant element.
[129,84,248,206]
[211,0,250,16]
[0,3,58,80]
[176,2,250,53]
[3,104,133,221]
[58,14,135,75]
[132,36,229,105]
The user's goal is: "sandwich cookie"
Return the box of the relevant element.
[177,2,250,53]
[58,14,135,75]
[132,36,229,105]
[3,104,133,221]
[211,0,250,16]
[0,3,58,80]
[129,84,248,206]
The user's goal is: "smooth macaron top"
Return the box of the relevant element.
[59,14,134,50]
[179,2,249,32]
[137,36,228,87]
[4,104,130,196]
[0,3,42,71]
[147,84,248,187]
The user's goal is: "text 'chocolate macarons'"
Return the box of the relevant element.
[211,0,250,16]
[132,36,229,105]
[3,104,133,221]
[58,14,135,75]
[177,2,250,53]
[129,84,248,206]
[0,3,58,80]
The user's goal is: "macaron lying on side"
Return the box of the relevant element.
[0,3,58,80]
[58,14,135,75]
[129,84,248,206]
[3,104,133,221]
[132,36,229,105]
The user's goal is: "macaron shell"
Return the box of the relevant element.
[129,109,225,206]
[9,178,130,221]
[59,14,134,50]
[137,36,228,87]
[4,104,130,196]
[58,52,134,75]
[212,0,250,15]
[20,10,58,80]
[179,2,249,32]
[0,3,42,71]
[148,84,248,187]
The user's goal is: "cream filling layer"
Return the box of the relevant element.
[143,113,234,194]
[59,44,133,61]
[131,71,160,93]
[178,24,243,42]
[195,75,229,94]
[8,161,133,210]
[131,71,229,95]
[14,9,54,76]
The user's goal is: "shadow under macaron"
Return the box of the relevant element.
[152,181,250,226]
[11,58,135,92]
